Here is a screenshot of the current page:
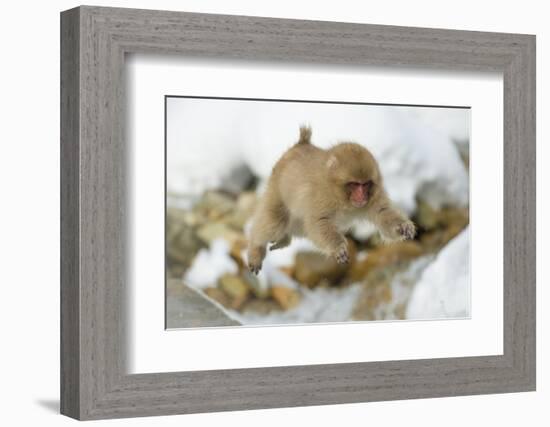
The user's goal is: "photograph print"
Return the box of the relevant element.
[165,96,470,329]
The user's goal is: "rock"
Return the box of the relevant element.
[350,240,424,282]
[293,240,356,287]
[353,270,394,317]
[166,212,204,269]
[242,270,270,299]
[365,294,380,310]
[225,191,257,230]
[169,264,187,279]
[415,200,440,230]
[168,206,204,228]
[352,256,433,321]
[377,282,393,303]
[203,287,231,308]
[218,273,250,297]
[278,265,295,278]
[218,273,250,310]
[444,222,466,241]
[271,286,301,310]
[220,164,257,194]
[166,279,240,328]
[230,295,248,311]
[194,190,236,221]
[294,252,348,287]
[354,281,391,320]
[236,191,257,213]
[414,199,469,232]
[417,204,468,251]
[241,298,281,315]
[166,214,184,243]
[196,222,242,246]
[439,207,469,229]
[182,211,203,227]
[229,237,248,269]
[167,242,194,267]
[394,303,407,319]
[420,223,464,251]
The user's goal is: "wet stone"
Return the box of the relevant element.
[271,286,301,310]
[196,222,242,246]
[350,240,424,282]
[218,273,250,300]
[293,240,356,287]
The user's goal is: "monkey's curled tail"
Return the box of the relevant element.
[298,125,312,144]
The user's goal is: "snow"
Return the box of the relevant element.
[408,107,470,143]
[182,231,317,292]
[166,98,245,197]
[181,232,361,326]
[406,227,470,319]
[231,284,363,326]
[167,98,470,213]
[183,239,238,290]
[181,228,470,325]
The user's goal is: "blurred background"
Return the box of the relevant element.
[165,97,470,328]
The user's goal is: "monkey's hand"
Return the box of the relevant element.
[269,235,292,251]
[381,218,416,242]
[397,220,416,240]
[333,242,350,264]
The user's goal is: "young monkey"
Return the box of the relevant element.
[247,126,416,274]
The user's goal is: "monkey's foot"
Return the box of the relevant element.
[247,246,266,275]
[248,263,262,275]
[269,235,292,251]
[334,244,349,264]
[397,220,416,240]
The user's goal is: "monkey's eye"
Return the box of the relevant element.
[346,182,362,190]
[347,181,373,188]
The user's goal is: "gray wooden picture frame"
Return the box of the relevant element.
[60,5,536,421]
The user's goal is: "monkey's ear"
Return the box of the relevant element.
[326,155,339,169]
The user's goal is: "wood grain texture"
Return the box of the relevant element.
[60,5,536,420]
[60,7,80,419]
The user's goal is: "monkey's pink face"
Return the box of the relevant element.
[346,181,374,208]
[326,142,381,208]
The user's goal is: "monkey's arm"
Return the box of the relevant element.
[304,214,349,263]
[366,191,416,241]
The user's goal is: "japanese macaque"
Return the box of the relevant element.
[247,126,416,274]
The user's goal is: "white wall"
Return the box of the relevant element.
[0,0,546,426]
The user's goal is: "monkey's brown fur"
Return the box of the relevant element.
[247,126,416,274]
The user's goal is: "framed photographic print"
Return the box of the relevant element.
[60,5,536,420]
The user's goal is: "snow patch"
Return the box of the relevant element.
[183,239,238,290]
[232,285,363,326]
[406,227,470,319]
